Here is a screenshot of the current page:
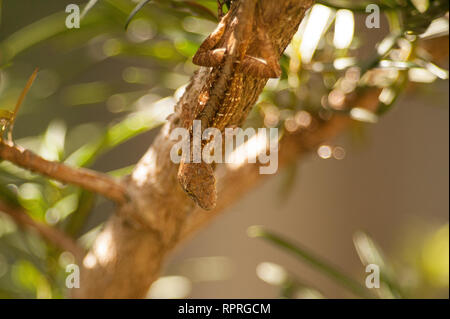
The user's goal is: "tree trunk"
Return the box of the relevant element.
[74,0,314,299]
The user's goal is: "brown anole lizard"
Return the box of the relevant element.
[177,0,281,210]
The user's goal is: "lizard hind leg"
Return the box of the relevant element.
[240,4,281,79]
[192,12,231,67]
[256,23,282,78]
[240,27,281,78]
[240,54,281,78]
[178,160,217,210]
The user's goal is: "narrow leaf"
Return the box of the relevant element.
[65,109,165,167]
[125,0,152,30]
[179,1,217,21]
[12,68,39,125]
[353,231,404,298]
[248,226,373,298]
[81,0,101,19]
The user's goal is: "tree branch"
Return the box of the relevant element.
[73,32,447,297]
[0,142,127,204]
[181,84,382,240]
[74,0,315,298]
[0,199,85,262]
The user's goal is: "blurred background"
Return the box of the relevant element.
[0,0,448,298]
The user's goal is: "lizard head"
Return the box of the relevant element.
[178,160,217,211]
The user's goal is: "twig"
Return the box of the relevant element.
[0,142,127,204]
[7,68,39,142]
[0,199,85,261]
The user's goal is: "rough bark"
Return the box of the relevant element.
[74,0,314,298]
[0,142,126,203]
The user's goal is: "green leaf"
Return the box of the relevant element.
[402,0,449,34]
[353,231,387,269]
[376,72,408,116]
[81,0,101,19]
[47,193,79,224]
[64,190,96,237]
[0,9,102,64]
[359,31,402,76]
[11,260,52,298]
[353,231,404,298]
[0,12,67,64]
[255,261,324,299]
[176,1,217,21]
[40,120,67,162]
[248,226,374,298]
[350,108,379,124]
[411,0,429,13]
[420,60,449,80]
[108,165,135,177]
[316,0,397,12]
[57,167,122,242]
[17,183,48,222]
[378,60,417,70]
[125,0,152,30]
[65,106,167,167]
[0,183,19,207]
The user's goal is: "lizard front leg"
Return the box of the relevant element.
[177,0,258,211]
[192,12,231,68]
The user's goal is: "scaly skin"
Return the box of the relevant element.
[177,0,281,210]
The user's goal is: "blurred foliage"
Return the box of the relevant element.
[0,0,448,298]
[249,224,449,299]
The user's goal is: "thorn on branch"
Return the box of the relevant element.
[0,68,38,143]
